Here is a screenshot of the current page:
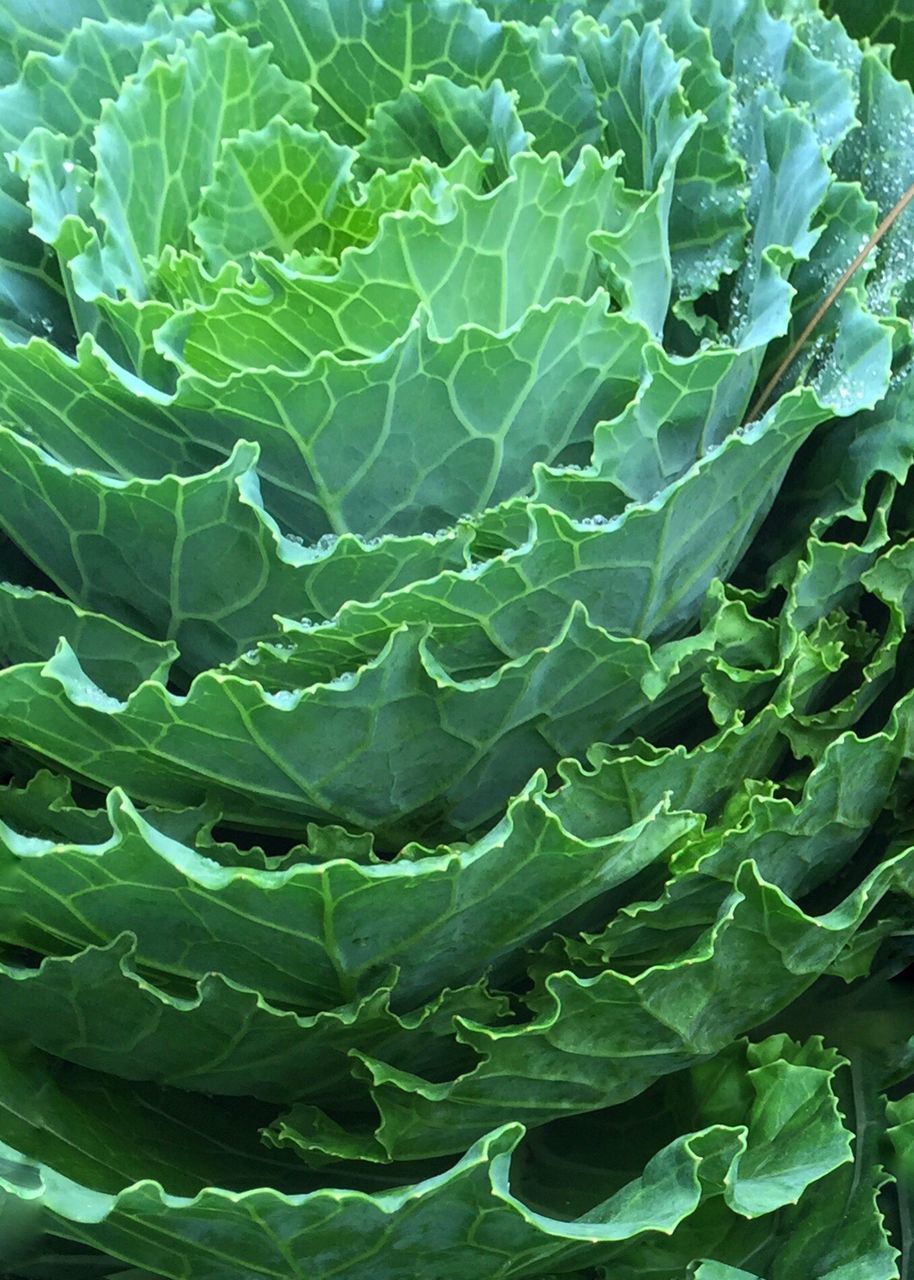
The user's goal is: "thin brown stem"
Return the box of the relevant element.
[745,177,914,423]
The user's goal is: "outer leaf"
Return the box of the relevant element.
[0,1042,856,1280]
[765,1064,899,1279]
[0,935,511,1105]
[590,695,914,968]
[0,1047,310,1197]
[274,855,914,1161]
[0,332,220,477]
[0,581,175,698]
[0,761,693,1010]
[247,387,827,671]
[0,1124,743,1280]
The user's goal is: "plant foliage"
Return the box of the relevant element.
[4,1,914,1276]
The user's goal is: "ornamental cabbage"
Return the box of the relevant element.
[2,1,914,1277]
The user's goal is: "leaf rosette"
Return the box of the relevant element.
[3,2,914,1277]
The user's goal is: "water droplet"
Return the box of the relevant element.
[265,689,298,709]
[326,671,357,690]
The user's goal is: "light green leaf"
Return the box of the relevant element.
[191,122,356,268]
[190,129,492,270]
[165,295,645,539]
[584,0,749,300]
[833,49,914,320]
[577,18,694,193]
[534,342,740,515]
[164,149,638,374]
[211,0,602,159]
[0,0,164,82]
[82,30,316,299]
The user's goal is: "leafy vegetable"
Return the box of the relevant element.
[4,1,914,1277]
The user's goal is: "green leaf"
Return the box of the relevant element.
[576,18,695,191]
[0,4,908,1276]
[888,1090,914,1278]
[757,358,914,578]
[0,750,698,1009]
[250,387,826,666]
[275,855,914,1161]
[191,124,493,270]
[164,149,639,374]
[0,428,472,674]
[0,770,113,846]
[82,30,316,299]
[773,180,893,416]
[689,0,859,153]
[587,696,913,969]
[164,295,645,539]
[0,8,216,354]
[0,1046,310,1198]
[191,121,356,268]
[0,934,512,1105]
[721,1035,851,1217]
[211,0,601,158]
[0,580,175,698]
[766,1062,899,1279]
[0,332,219,476]
[358,76,531,182]
[0,1123,744,1280]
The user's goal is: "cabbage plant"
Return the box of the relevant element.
[3,1,914,1276]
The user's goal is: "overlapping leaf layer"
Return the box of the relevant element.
[3,1,914,1276]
